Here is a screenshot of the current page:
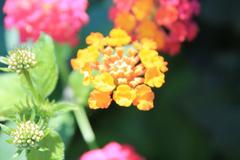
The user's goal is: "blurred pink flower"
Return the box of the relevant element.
[3,0,89,46]
[109,0,200,56]
[80,142,144,160]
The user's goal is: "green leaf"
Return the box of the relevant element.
[27,130,64,160]
[54,42,71,85]
[68,71,92,106]
[0,73,27,120]
[0,67,11,72]
[0,122,27,160]
[51,102,78,115]
[0,123,11,134]
[49,113,75,147]
[22,33,58,98]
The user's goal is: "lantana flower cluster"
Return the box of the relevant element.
[7,48,37,74]
[10,121,45,150]
[109,0,200,55]
[71,28,168,111]
[3,0,89,46]
[80,142,143,160]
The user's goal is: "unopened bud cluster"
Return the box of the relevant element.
[10,121,44,149]
[8,48,37,74]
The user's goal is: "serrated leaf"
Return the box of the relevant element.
[68,71,92,106]
[27,130,64,160]
[21,33,58,98]
[0,73,27,121]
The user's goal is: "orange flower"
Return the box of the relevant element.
[144,67,165,88]
[115,12,136,32]
[131,0,153,20]
[110,0,200,55]
[136,19,158,39]
[133,84,154,111]
[71,28,168,111]
[88,90,112,109]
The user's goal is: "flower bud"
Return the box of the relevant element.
[7,48,37,74]
[10,121,44,149]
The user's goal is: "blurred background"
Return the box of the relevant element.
[0,0,240,159]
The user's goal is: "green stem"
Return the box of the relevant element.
[22,70,42,103]
[74,106,98,150]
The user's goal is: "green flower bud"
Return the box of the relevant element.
[10,121,44,149]
[7,48,37,74]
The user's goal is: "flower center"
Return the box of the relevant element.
[100,47,145,87]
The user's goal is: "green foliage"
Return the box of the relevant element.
[49,113,75,147]
[0,122,27,160]
[21,33,58,98]
[27,130,64,160]
[54,42,71,85]
[68,71,93,106]
[0,73,27,120]
[52,102,78,116]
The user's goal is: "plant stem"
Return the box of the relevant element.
[74,106,98,150]
[22,70,42,103]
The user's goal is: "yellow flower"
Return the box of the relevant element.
[71,45,99,71]
[115,12,136,33]
[93,73,116,92]
[133,84,154,111]
[113,84,136,107]
[106,28,131,46]
[88,90,112,109]
[140,38,157,50]
[82,70,93,85]
[86,32,105,48]
[144,67,165,88]
[140,50,167,70]
[71,28,168,111]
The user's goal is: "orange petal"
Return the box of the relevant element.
[115,12,136,33]
[88,90,112,109]
[144,67,165,88]
[132,0,153,20]
[136,100,154,111]
[133,84,154,111]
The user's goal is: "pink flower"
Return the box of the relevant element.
[80,142,144,160]
[110,0,200,56]
[3,0,89,46]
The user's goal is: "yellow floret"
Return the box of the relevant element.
[113,84,136,107]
